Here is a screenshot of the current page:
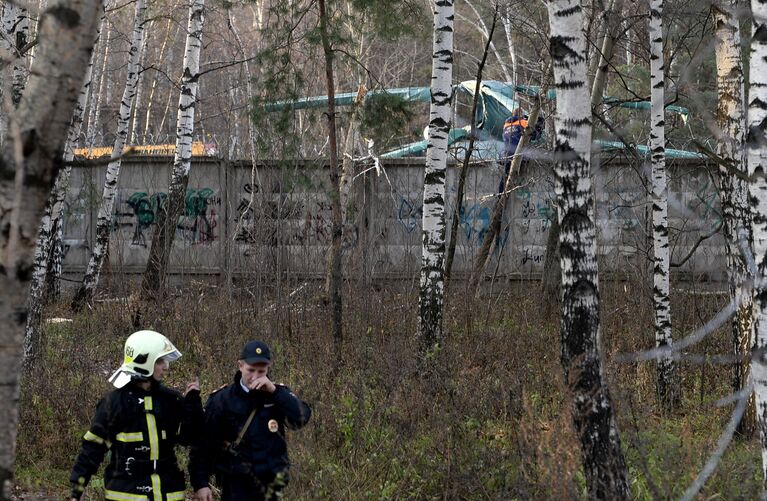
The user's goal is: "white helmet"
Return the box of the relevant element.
[108,330,182,388]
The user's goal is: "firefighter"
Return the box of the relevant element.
[69,330,203,501]
[190,340,311,501]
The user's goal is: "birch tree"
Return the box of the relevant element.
[0,2,29,143]
[546,0,629,496]
[1,2,28,106]
[418,0,453,360]
[747,0,767,488]
[459,0,512,83]
[143,14,178,143]
[650,0,680,411]
[129,26,151,146]
[72,0,148,311]
[0,0,101,491]
[141,0,205,299]
[23,5,106,368]
[445,9,496,282]
[86,18,112,149]
[713,0,754,437]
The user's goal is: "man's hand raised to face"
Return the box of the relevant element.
[249,375,276,393]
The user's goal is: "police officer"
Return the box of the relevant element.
[190,340,311,501]
[69,330,203,501]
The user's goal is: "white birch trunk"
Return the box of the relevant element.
[228,82,239,159]
[649,0,679,410]
[547,0,629,496]
[86,19,112,149]
[46,217,63,298]
[23,5,105,368]
[143,15,176,143]
[129,27,150,146]
[1,3,29,106]
[73,0,147,310]
[0,0,101,489]
[713,0,755,437]
[0,3,29,143]
[502,6,517,86]
[463,0,511,83]
[157,75,176,140]
[747,0,767,489]
[227,9,260,185]
[625,19,633,65]
[141,0,204,298]
[418,0,453,356]
[27,0,47,68]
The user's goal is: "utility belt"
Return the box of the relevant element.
[117,454,179,477]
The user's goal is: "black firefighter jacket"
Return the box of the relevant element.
[70,379,203,501]
[188,372,311,490]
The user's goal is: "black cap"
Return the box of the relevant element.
[240,340,271,364]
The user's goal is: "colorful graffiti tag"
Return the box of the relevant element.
[115,188,219,246]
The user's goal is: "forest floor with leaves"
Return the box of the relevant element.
[14,276,762,499]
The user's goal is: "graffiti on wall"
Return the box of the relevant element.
[515,185,555,237]
[459,204,490,243]
[113,188,219,247]
[56,160,732,276]
[397,197,422,233]
[521,247,545,266]
[395,196,495,245]
[234,184,358,250]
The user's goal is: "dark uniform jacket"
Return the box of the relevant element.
[188,372,311,490]
[70,379,203,501]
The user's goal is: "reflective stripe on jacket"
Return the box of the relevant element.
[70,380,203,500]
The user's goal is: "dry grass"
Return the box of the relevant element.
[15,276,761,499]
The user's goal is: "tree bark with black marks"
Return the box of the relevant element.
[547,0,630,496]
[72,0,148,311]
[418,0,453,362]
[143,12,177,143]
[2,1,28,105]
[542,0,624,305]
[650,0,680,412]
[445,8,496,283]
[0,0,101,492]
[85,15,111,149]
[141,0,205,300]
[129,23,150,146]
[747,0,767,490]
[23,3,105,368]
[0,1,29,142]
[713,0,755,437]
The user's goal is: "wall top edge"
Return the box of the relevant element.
[70,156,712,169]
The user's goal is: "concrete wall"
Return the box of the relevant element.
[61,155,725,280]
